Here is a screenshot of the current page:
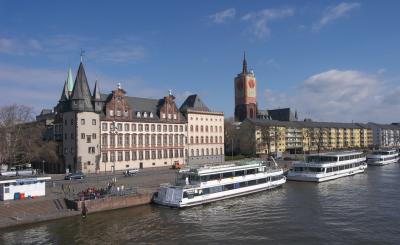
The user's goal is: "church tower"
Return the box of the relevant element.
[234,52,257,122]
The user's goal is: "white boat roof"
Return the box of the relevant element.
[0,176,51,184]
[180,160,272,176]
[307,151,364,157]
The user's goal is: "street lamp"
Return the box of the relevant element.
[110,121,118,183]
[42,160,45,175]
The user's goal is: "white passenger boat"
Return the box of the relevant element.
[367,149,399,166]
[153,160,286,208]
[287,151,367,182]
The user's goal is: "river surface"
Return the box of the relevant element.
[1,164,400,245]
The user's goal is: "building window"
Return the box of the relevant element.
[125,134,130,146]
[174,125,178,132]
[162,113,166,119]
[180,125,183,132]
[191,149,194,156]
[87,135,91,143]
[196,136,199,144]
[81,133,85,139]
[157,125,161,132]
[169,149,173,158]
[158,150,162,159]
[132,134,137,146]
[201,126,203,132]
[164,149,168,158]
[117,123,122,131]
[201,148,204,156]
[143,112,148,118]
[132,124,136,131]
[173,114,177,120]
[125,151,130,161]
[168,114,171,119]
[125,123,130,131]
[196,149,199,156]
[81,119,85,125]
[151,150,156,159]
[110,152,115,162]
[102,134,108,146]
[92,133,96,139]
[169,135,173,146]
[157,135,162,146]
[163,125,167,132]
[169,125,173,132]
[190,125,193,132]
[145,151,150,160]
[118,135,123,146]
[102,123,108,131]
[190,136,193,144]
[88,147,95,154]
[174,135,179,146]
[205,126,208,132]
[116,110,121,117]
[118,152,123,161]
[145,134,150,146]
[92,119,96,125]
[138,134,143,146]
[136,112,141,118]
[102,153,108,162]
[201,136,204,144]
[132,151,137,160]
[150,112,153,118]
[124,110,129,117]
[206,148,209,156]
[151,135,156,146]
[195,125,198,132]
[145,124,149,132]
[138,124,143,131]
[151,124,155,132]
[180,149,184,157]
[109,110,114,116]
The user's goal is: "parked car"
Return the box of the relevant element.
[123,169,139,176]
[64,172,85,180]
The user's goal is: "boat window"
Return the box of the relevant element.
[209,186,223,194]
[189,175,200,182]
[307,156,338,163]
[224,184,234,191]
[248,180,257,186]
[333,166,339,171]
[258,178,267,184]
[239,182,247,188]
[202,188,210,195]
[326,168,333,173]
[200,176,209,182]
[235,170,245,176]
[266,177,271,182]
[234,183,240,189]
[183,192,188,198]
[222,172,233,178]
[209,174,220,181]
[246,169,256,175]
[339,165,345,170]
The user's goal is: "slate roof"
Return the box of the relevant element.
[247,118,371,129]
[179,94,210,112]
[70,62,93,111]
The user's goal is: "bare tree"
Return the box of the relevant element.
[0,104,34,170]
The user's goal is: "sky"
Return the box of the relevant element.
[0,0,399,123]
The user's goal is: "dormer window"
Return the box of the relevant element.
[124,110,128,117]
[168,114,171,119]
[149,112,153,118]
[109,110,114,116]
[173,114,177,120]
[116,110,121,117]
[162,113,166,119]
[136,112,141,118]
[143,112,148,118]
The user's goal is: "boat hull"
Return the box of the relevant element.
[287,166,367,183]
[367,158,399,166]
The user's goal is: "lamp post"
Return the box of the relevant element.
[110,120,118,183]
[42,160,45,175]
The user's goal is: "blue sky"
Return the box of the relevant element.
[0,1,399,123]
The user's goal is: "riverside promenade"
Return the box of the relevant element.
[0,160,291,229]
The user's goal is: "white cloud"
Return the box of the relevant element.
[209,8,236,24]
[0,37,42,56]
[264,69,400,123]
[313,2,360,31]
[241,8,294,39]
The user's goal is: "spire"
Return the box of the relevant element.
[59,81,69,101]
[66,67,74,95]
[242,51,248,74]
[93,80,101,100]
[71,62,94,111]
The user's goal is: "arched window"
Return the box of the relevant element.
[191,149,194,156]
[196,136,199,144]
[250,108,254,118]
[195,125,199,132]
[211,148,214,155]
[206,148,209,155]
[190,125,193,132]
[205,136,208,144]
[201,136,204,144]
[216,148,219,155]
[190,136,193,144]
[205,126,208,132]
[201,148,204,156]
[196,149,199,156]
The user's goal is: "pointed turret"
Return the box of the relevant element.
[242,51,248,74]
[66,67,74,96]
[59,81,69,102]
[92,80,101,100]
[70,62,94,111]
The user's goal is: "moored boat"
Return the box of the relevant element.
[153,160,286,208]
[367,149,399,166]
[287,151,367,182]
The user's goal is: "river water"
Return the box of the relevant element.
[1,164,400,245]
